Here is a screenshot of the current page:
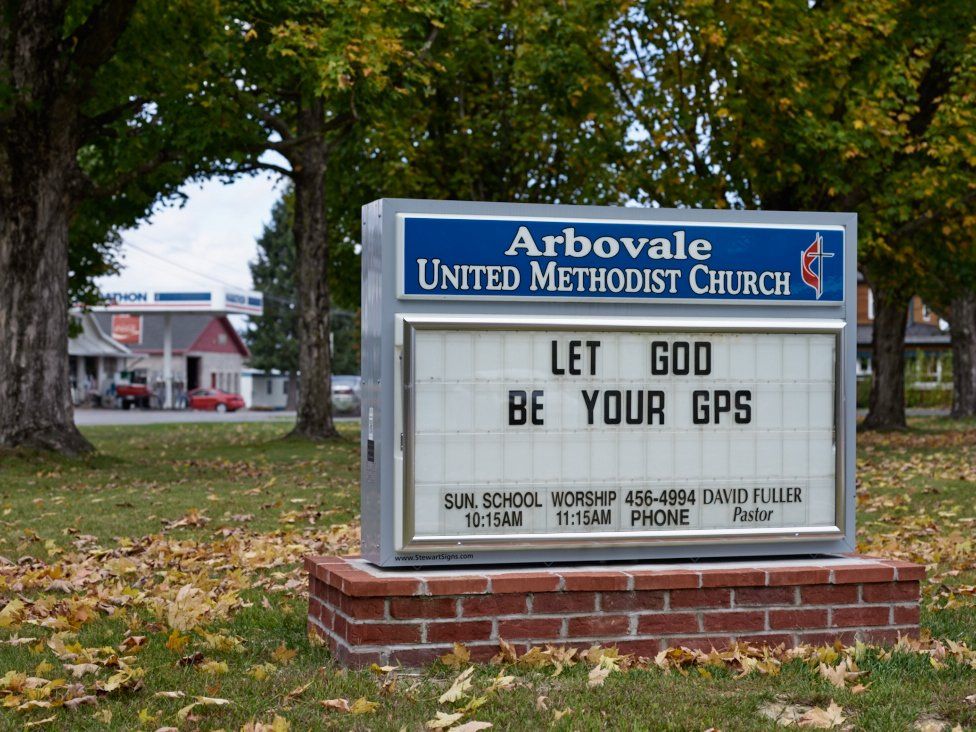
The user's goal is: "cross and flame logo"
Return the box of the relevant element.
[801,233,833,300]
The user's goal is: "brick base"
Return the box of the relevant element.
[305,555,924,668]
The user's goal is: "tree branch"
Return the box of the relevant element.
[80,96,147,142]
[66,0,138,95]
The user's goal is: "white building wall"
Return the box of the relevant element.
[249,375,289,409]
[199,351,246,394]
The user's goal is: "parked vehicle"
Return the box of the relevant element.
[332,375,361,415]
[186,387,246,413]
[116,372,155,409]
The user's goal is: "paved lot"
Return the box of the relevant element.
[74,408,356,427]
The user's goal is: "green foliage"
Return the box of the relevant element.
[65,0,246,304]
[615,0,976,286]
[247,189,360,375]
[325,0,629,307]
[247,194,300,375]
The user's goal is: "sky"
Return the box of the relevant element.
[96,172,285,296]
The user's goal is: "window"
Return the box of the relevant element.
[867,289,874,320]
[922,303,931,321]
[266,379,272,395]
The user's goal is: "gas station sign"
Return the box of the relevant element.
[360,200,856,567]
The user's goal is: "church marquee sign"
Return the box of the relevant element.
[360,199,856,567]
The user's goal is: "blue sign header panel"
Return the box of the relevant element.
[400,215,844,303]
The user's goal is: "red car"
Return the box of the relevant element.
[186,388,245,413]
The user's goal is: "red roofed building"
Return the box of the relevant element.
[94,313,250,396]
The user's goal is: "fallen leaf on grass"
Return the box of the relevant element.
[63,663,100,678]
[350,697,378,714]
[798,702,846,729]
[241,716,290,732]
[448,722,492,732]
[271,644,297,665]
[439,666,475,704]
[198,660,228,675]
[426,711,464,729]
[177,695,232,721]
[440,643,471,668]
[283,679,313,702]
[154,691,186,699]
[553,708,572,721]
[587,664,611,688]
[166,585,209,631]
[535,695,548,712]
[818,659,865,689]
[164,629,189,653]
[913,716,952,732]
[178,652,204,667]
[320,699,350,712]
[760,698,847,728]
[23,717,56,728]
[0,598,26,628]
[248,663,277,681]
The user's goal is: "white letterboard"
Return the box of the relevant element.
[407,327,837,543]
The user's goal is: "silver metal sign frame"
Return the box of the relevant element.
[398,314,846,553]
[360,198,857,568]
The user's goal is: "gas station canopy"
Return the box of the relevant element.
[93,288,263,316]
[90,288,264,408]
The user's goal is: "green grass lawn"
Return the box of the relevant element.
[1,419,975,731]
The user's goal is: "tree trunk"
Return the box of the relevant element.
[0,155,93,454]
[862,284,910,430]
[289,95,338,440]
[950,289,976,418]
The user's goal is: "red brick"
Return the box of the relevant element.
[601,591,666,612]
[735,586,796,606]
[426,620,493,643]
[766,567,831,586]
[425,577,489,595]
[862,582,919,603]
[637,612,699,635]
[311,599,334,629]
[531,592,596,614]
[390,597,456,619]
[389,646,451,667]
[336,571,421,597]
[344,621,421,645]
[800,584,859,605]
[497,617,563,640]
[881,559,927,582]
[562,572,629,592]
[796,630,858,647]
[702,611,766,632]
[670,588,731,609]
[831,565,895,584]
[893,605,921,625]
[859,628,904,645]
[567,615,630,637]
[769,609,829,630]
[700,569,766,587]
[462,594,527,617]
[491,572,560,594]
[615,639,662,657]
[630,570,700,590]
[735,633,794,648]
[338,595,386,620]
[333,644,384,668]
[831,606,890,628]
[663,636,732,652]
